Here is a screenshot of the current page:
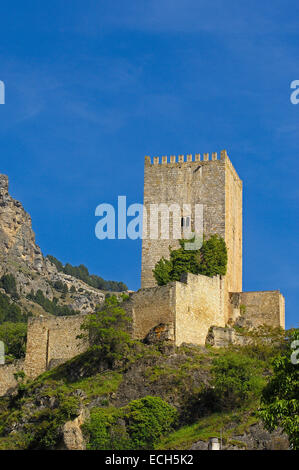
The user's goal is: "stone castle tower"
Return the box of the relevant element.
[141,150,242,322]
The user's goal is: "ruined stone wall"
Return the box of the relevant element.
[229,291,285,329]
[0,359,24,396]
[239,291,285,329]
[24,315,89,379]
[124,283,176,341]
[125,273,225,346]
[206,326,249,348]
[175,273,225,346]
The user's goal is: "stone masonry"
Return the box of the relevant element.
[124,272,225,346]
[0,315,89,396]
[24,315,89,379]
[138,150,284,340]
[141,150,242,323]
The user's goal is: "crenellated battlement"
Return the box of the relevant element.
[144,149,242,187]
[145,150,228,166]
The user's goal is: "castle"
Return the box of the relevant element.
[124,150,284,344]
[0,150,285,395]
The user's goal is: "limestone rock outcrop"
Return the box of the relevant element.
[205,325,249,348]
[61,407,89,450]
[0,174,45,273]
[0,174,106,314]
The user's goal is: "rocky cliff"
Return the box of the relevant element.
[0,174,118,315]
[0,174,44,273]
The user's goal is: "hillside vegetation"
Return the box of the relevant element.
[46,255,127,292]
[0,297,296,451]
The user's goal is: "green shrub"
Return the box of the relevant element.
[259,328,299,450]
[79,295,132,366]
[153,235,227,286]
[240,304,246,315]
[83,396,178,450]
[199,235,227,277]
[0,292,28,324]
[167,240,202,282]
[210,351,265,410]
[30,394,80,449]
[126,396,178,449]
[52,280,68,293]
[83,408,131,450]
[27,289,79,316]
[0,322,27,359]
[152,258,172,286]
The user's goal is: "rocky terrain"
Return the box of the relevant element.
[0,340,290,450]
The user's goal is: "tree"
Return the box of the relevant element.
[83,396,177,450]
[52,280,66,292]
[199,234,227,277]
[46,255,128,291]
[259,329,299,449]
[0,274,19,299]
[27,289,79,316]
[210,351,265,410]
[0,292,26,323]
[79,295,132,365]
[152,257,172,286]
[168,239,202,281]
[126,396,178,449]
[0,322,27,359]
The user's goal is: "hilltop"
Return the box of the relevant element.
[0,173,296,451]
[0,324,291,450]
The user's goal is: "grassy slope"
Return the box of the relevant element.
[0,338,282,450]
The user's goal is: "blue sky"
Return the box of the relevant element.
[0,1,298,328]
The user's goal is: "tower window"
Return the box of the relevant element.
[181,217,190,227]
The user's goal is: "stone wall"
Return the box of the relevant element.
[0,359,25,396]
[24,315,89,379]
[224,151,243,322]
[124,283,176,341]
[239,291,285,329]
[0,315,89,395]
[0,287,285,396]
[228,290,285,329]
[175,273,225,345]
[125,272,225,346]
